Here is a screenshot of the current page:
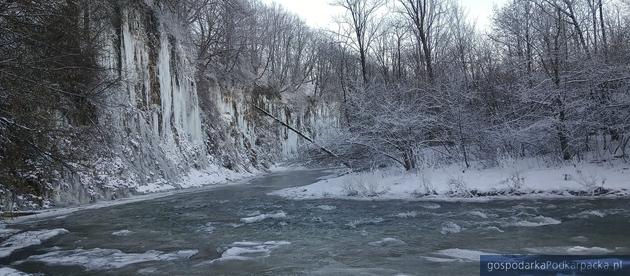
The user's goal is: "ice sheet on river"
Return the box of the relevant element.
[210,241,291,263]
[15,248,198,270]
[0,267,31,275]
[0,229,69,258]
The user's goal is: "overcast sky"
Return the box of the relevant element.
[260,0,510,31]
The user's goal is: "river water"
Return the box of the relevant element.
[2,169,630,275]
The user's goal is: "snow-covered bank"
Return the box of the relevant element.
[3,166,259,225]
[134,164,256,194]
[270,160,630,201]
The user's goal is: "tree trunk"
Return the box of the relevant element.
[598,0,608,59]
[402,148,416,171]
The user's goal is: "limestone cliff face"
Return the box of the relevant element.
[50,1,338,206]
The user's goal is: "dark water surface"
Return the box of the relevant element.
[2,169,630,275]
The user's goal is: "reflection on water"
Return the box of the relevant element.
[2,169,630,275]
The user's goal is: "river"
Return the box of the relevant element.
[2,169,630,275]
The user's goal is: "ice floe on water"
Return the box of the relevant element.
[426,248,494,262]
[368,238,406,247]
[0,228,69,258]
[419,203,441,209]
[210,241,291,264]
[198,223,216,233]
[246,210,261,216]
[137,267,159,274]
[0,228,20,239]
[507,215,561,227]
[0,267,30,276]
[315,205,336,211]
[568,210,606,219]
[240,211,287,224]
[483,226,505,233]
[15,248,198,270]
[394,211,418,218]
[346,218,384,228]
[111,230,133,236]
[524,246,613,255]
[309,264,404,275]
[469,211,488,218]
[440,222,462,234]
[570,236,590,243]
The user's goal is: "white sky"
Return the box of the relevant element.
[260,0,510,31]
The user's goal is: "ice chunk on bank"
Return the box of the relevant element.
[240,211,287,223]
[17,248,198,270]
[0,229,69,258]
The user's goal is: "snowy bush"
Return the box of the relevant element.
[497,155,526,191]
[414,170,436,196]
[447,176,472,197]
[342,171,388,197]
[573,169,606,194]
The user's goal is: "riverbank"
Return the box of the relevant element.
[270,159,630,201]
[1,167,261,225]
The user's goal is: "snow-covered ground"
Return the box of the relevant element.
[270,159,630,201]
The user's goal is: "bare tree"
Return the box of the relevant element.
[334,0,386,84]
[397,0,448,83]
